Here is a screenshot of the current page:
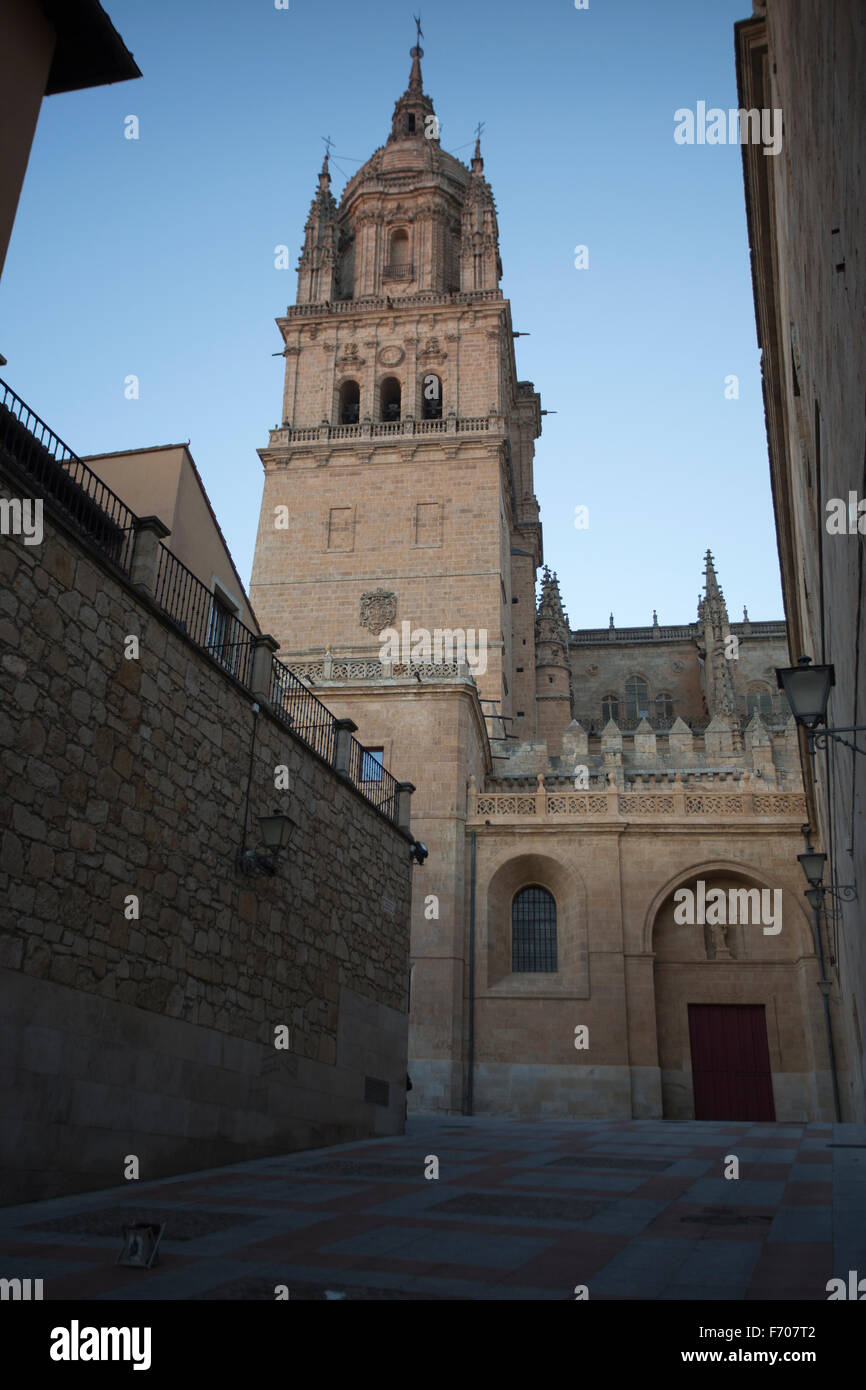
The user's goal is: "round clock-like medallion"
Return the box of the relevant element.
[378,345,405,367]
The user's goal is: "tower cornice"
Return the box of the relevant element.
[278,288,504,323]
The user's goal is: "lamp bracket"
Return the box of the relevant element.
[810,725,866,756]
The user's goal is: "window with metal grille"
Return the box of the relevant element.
[511,885,557,973]
[624,676,649,722]
[602,693,619,724]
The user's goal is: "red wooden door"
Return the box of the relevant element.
[688,1004,776,1121]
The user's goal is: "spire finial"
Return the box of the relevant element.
[472,119,486,169]
[406,14,424,94]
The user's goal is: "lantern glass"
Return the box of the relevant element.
[259,812,295,850]
[797,851,827,887]
[776,659,834,727]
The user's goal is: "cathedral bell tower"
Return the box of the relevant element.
[250,36,544,721]
[248,36,547,1112]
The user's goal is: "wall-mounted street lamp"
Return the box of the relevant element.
[776,656,866,754]
[238,808,297,877]
[797,827,856,918]
[237,703,297,876]
[797,849,827,886]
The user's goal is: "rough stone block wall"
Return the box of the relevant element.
[0,475,413,1203]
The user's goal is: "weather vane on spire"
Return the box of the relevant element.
[475,120,486,143]
[322,134,334,159]
[411,13,424,57]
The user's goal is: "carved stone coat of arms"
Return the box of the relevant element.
[359,589,397,635]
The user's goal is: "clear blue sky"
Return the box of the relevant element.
[0,0,783,629]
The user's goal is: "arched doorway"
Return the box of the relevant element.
[646,864,819,1121]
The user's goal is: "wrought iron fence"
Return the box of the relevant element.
[345,734,401,824]
[269,660,402,825]
[0,378,135,571]
[154,545,256,686]
[269,657,338,766]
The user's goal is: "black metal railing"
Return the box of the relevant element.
[270,659,402,826]
[345,735,401,824]
[154,545,256,687]
[269,657,338,766]
[382,263,414,279]
[0,378,135,571]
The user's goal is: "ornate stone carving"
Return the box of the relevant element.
[418,335,447,363]
[360,589,397,634]
[337,342,365,367]
[378,345,405,367]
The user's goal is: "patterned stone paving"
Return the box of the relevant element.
[25,1207,257,1240]
[547,1154,674,1172]
[0,1115,862,1301]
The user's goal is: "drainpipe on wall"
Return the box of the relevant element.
[466,829,477,1116]
[811,902,842,1121]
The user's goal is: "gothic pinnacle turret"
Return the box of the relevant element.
[296,149,338,303]
[699,550,740,743]
[535,568,574,754]
[460,122,501,290]
[700,549,728,626]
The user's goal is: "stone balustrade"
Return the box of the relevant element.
[468,773,806,823]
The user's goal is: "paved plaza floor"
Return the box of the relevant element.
[2,1115,864,1301]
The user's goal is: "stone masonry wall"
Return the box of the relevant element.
[0,472,413,1203]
